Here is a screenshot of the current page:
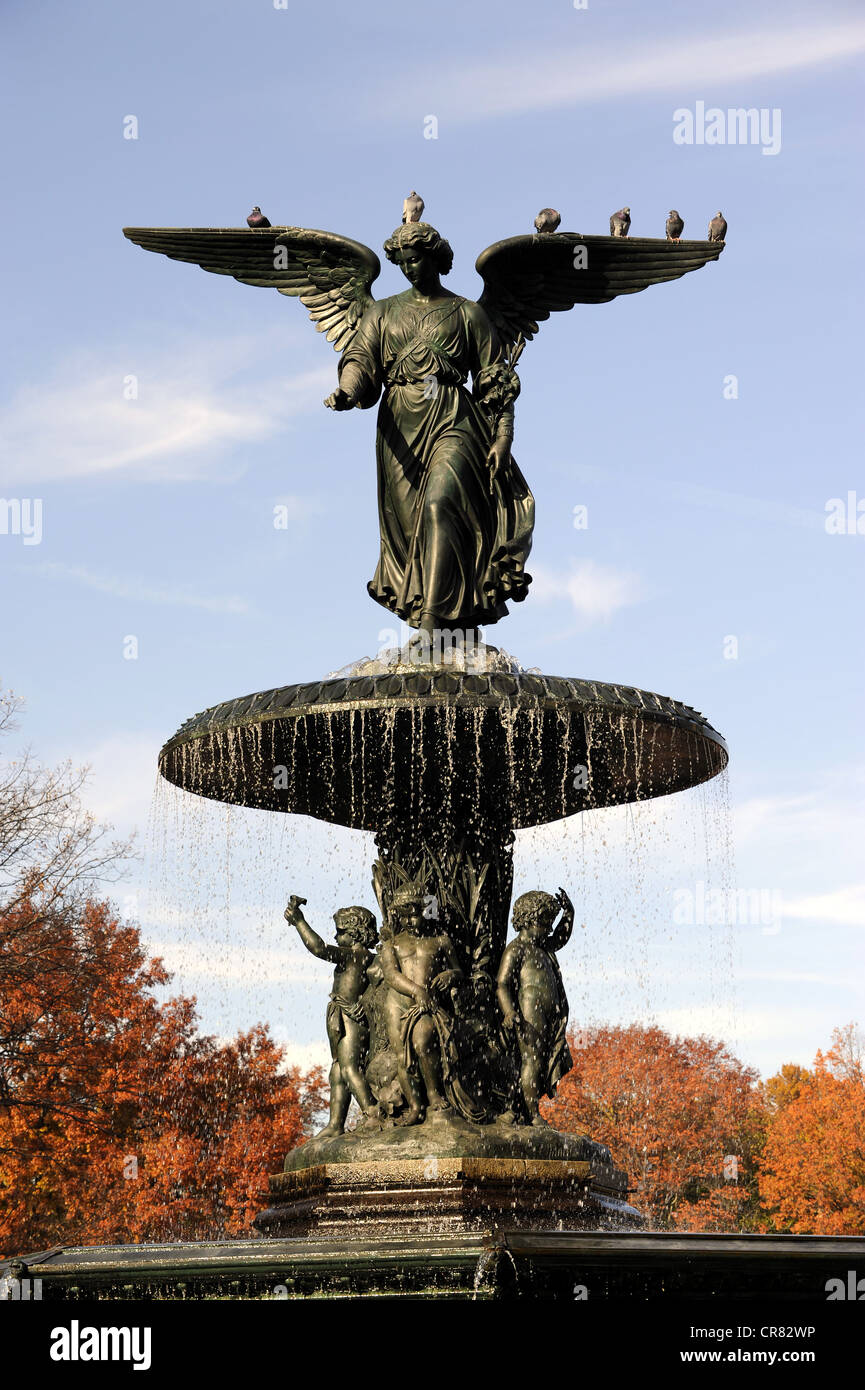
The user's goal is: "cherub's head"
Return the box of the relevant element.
[389,881,428,934]
[384,222,453,290]
[512,890,558,941]
[333,905,378,949]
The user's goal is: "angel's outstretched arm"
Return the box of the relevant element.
[331,304,384,410]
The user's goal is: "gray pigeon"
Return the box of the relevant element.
[665,209,684,242]
[610,206,631,238]
[402,190,425,224]
[708,211,727,242]
[247,206,271,228]
[533,207,561,235]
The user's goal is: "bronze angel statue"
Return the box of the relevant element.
[124,211,722,637]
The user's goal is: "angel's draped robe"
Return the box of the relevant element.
[337,289,534,629]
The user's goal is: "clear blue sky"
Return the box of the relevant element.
[1,0,863,1076]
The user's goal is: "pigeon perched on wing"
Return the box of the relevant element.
[247,206,271,228]
[666,210,684,242]
[708,211,727,242]
[402,190,425,224]
[533,207,561,235]
[610,206,631,238]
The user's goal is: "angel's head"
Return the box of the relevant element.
[384,222,453,291]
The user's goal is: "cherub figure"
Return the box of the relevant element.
[496,887,575,1126]
[284,894,383,1137]
[380,882,476,1126]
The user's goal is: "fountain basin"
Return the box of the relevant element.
[158,669,727,830]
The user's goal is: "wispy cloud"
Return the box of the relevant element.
[378,20,865,123]
[656,1003,829,1047]
[676,484,826,532]
[738,969,856,989]
[732,775,865,930]
[0,336,333,487]
[25,562,249,614]
[530,558,643,624]
[734,776,865,847]
[69,731,162,831]
[145,939,320,987]
[783,884,865,929]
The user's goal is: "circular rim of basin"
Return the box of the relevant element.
[158,670,728,828]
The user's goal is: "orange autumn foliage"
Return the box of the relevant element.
[544,1023,763,1230]
[0,896,325,1256]
[759,1025,865,1235]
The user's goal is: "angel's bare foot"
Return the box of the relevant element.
[395,1106,424,1127]
[411,619,436,645]
[498,1109,517,1126]
[356,1105,385,1131]
[427,1096,451,1114]
[317,1123,344,1139]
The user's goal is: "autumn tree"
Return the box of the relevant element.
[0,692,324,1255]
[763,1062,811,1115]
[759,1025,865,1235]
[0,892,325,1255]
[0,687,131,920]
[544,1023,764,1230]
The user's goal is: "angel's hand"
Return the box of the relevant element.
[556,887,575,919]
[487,437,510,482]
[324,388,354,411]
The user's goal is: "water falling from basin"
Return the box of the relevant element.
[150,640,729,1232]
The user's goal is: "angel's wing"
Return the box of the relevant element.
[122,226,381,352]
[477,232,724,352]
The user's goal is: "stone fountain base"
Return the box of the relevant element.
[281,1108,614,1170]
[255,1111,640,1239]
[256,1155,639,1240]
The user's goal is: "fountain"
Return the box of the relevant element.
[6,205,865,1307]
[119,208,730,1283]
[157,642,727,1246]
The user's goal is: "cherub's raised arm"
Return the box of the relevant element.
[284,900,340,964]
[548,888,575,953]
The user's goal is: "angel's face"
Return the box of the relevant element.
[396,247,437,292]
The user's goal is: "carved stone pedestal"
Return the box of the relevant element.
[255,1155,641,1240]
